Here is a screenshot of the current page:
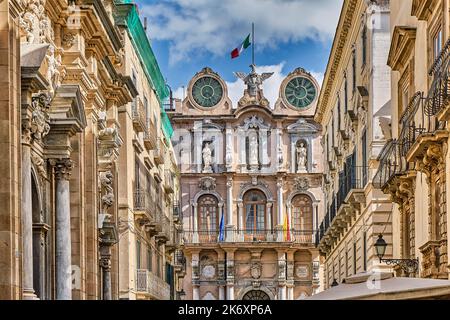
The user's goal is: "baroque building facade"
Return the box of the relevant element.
[169,65,325,300]
[374,0,450,280]
[0,0,180,300]
[315,0,393,289]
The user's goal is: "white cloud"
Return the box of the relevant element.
[140,0,342,65]
[172,63,324,108]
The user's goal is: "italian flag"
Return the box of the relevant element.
[231,34,251,59]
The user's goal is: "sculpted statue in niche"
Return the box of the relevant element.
[202,142,213,173]
[296,142,308,173]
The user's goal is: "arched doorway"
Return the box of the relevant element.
[243,190,267,240]
[291,194,313,242]
[242,290,271,300]
[198,195,219,242]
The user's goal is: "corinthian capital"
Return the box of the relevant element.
[50,159,73,180]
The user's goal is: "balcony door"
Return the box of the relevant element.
[198,195,219,241]
[292,194,313,242]
[244,190,267,240]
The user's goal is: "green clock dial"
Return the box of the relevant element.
[284,77,317,109]
[192,76,223,108]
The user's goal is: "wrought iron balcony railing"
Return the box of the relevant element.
[135,269,170,300]
[182,229,316,245]
[132,96,146,132]
[143,119,157,150]
[427,37,450,117]
[133,188,156,220]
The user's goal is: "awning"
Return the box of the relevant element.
[306,272,450,300]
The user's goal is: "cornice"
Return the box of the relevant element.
[314,0,359,125]
[387,26,417,71]
[411,0,437,21]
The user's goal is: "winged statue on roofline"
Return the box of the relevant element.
[234,64,273,107]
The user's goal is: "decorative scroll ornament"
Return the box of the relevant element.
[30,93,51,141]
[198,177,216,191]
[19,0,51,44]
[293,177,310,191]
[250,262,262,280]
[31,152,47,179]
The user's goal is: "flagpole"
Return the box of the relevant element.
[252,22,255,66]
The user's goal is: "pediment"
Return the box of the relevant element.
[387,26,417,71]
[287,119,320,134]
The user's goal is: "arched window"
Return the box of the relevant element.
[292,195,313,241]
[198,195,219,241]
[244,190,267,239]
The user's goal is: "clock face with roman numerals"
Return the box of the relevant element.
[192,76,224,108]
[284,76,317,109]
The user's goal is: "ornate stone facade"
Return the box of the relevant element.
[0,0,180,300]
[169,65,324,300]
[374,0,450,281]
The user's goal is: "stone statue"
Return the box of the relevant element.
[46,45,61,95]
[297,143,307,173]
[202,142,213,173]
[235,64,274,97]
[249,133,259,166]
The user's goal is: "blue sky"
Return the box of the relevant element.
[135,0,343,105]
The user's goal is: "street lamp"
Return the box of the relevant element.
[374,234,419,276]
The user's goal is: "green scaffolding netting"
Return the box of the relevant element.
[115,0,173,140]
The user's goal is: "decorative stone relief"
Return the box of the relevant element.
[198,177,216,191]
[30,93,51,140]
[19,0,51,44]
[201,265,216,279]
[250,262,262,279]
[293,177,310,191]
[62,32,76,48]
[99,171,114,215]
[295,265,309,278]
[31,152,47,179]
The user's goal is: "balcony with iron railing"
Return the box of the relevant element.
[428,37,450,121]
[153,138,165,165]
[155,211,170,245]
[317,166,368,252]
[164,169,174,194]
[133,189,158,236]
[143,119,157,150]
[132,96,146,132]
[182,229,316,246]
[135,269,170,300]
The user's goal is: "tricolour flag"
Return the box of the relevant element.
[283,213,291,241]
[231,34,251,59]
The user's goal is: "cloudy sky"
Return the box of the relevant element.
[135,0,343,106]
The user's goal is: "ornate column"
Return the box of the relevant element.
[192,203,199,243]
[226,250,235,300]
[286,202,292,239]
[286,251,295,300]
[238,202,244,241]
[277,250,287,300]
[21,93,51,300]
[52,159,73,300]
[266,203,273,239]
[217,250,226,300]
[21,123,36,300]
[226,177,235,242]
[276,177,284,242]
[191,252,200,300]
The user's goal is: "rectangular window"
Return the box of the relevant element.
[135,158,140,190]
[144,96,149,120]
[362,130,368,186]
[433,29,443,60]
[136,240,141,269]
[156,251,161,278]
[362,26,367,66]
[331,115,335,146]
[337,96,341,130]
[344,76,348,113]
[353,242,357,274]
[352,50,357,92]
[147,248,152,271]
[363,232,367,271]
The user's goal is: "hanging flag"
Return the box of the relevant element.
[283,213,291,241]
[218,211,225,242]
[231,34,251,59]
